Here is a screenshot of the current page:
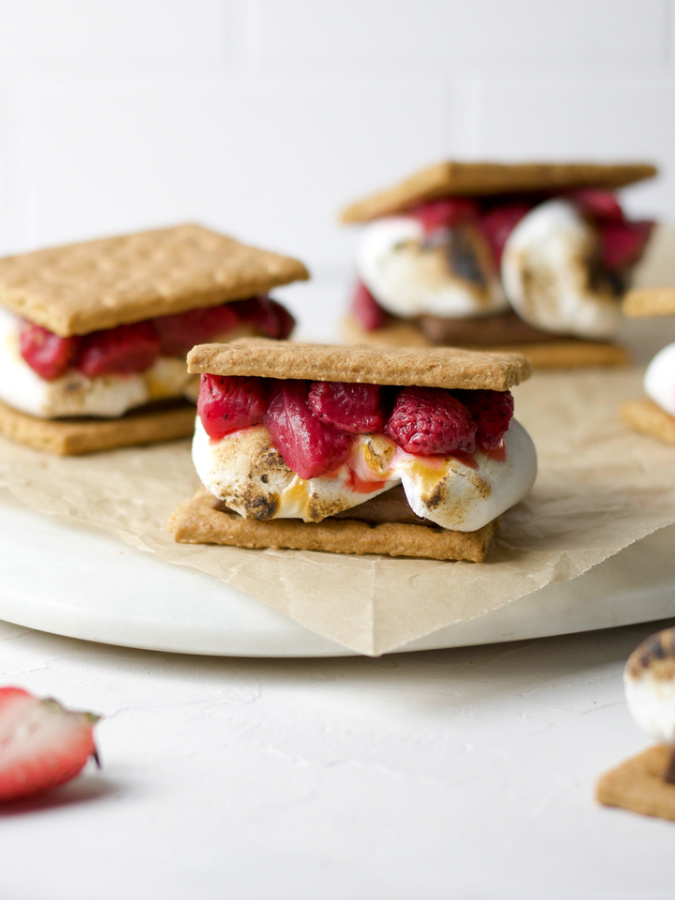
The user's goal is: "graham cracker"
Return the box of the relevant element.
[623,287,675,319]
[0,224,309,337]
[0,398,195,455]
[596,745,675,821]
[342,316,628,369]
[169,488,497,562]
[340,160,658,224]
[621,398,675,446]
[187,338,532,391]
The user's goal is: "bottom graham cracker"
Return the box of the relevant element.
[596,744,675,821]
[169,488,498,562]
[621,398,675,447]
[342,316,629,369]
[0,398,197,455]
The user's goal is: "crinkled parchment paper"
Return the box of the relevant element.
[1,359,674,656]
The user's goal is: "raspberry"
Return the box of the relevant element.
[197,374,269,440]
[478,202,532,266]
[410,197,479,234]
[266,380,353,480]
[307,381,385,434]
[19,322,78,381]
[569,188,623,222]
[350,280,388,331]
[598,219,654,271]
[75,322,160,377]
[230,296,296,339]
[454,389,514,452]
[153,304,238,356]
[385,387,477,456]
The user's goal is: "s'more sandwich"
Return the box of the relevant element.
[621,286,675,445]
[341,160,657,367]
[0,224,308,454]
[169,339,537,562]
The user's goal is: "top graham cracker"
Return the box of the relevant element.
[187,338,532,391]
[340,160,658,223]
[0,223,309,337]
[623,286,675,318]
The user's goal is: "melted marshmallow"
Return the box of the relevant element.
[644,342,675,416]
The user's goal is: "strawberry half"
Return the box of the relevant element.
[350,280,388,332]
[75,322,160,377]
[197,374,269,440]
[598,219,654,271]
[153,304,238,356]
[454,389,514,452]
[19,323,79,381]
[385,387,477,456]
[0,687,100,803]
[266,380,353,480]
[410,197,479,234]
[308,381,385,434]
[478,202,532,266]
[568,188,624,222]
[230,297,296,340]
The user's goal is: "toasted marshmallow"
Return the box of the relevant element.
[0,308,196,418]
[356,217,508,319]
[624,627,675,743]
[644,342,675,417]
[193,417,537,533]
[501,199,622,339]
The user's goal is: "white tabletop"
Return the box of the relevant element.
[0,614,673,900]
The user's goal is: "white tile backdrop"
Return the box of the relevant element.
[0,0,672,337]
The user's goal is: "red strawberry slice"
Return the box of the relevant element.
[410,197,479,234]
[19,323,78,381]
[598,219,654,271]
[75,322,160,377]
[266,380,353,480]
[230,297,296,340]
[308,381,385,434]
[197,374,269,440]
[385,386,477,456]
[350,280,388,332]
[454,389,514,452]
[478,202,532,266]
[568,188,624,222]
[0,687,100,803]
[153,304,238,356]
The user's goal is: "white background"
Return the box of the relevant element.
[0,0,672,335]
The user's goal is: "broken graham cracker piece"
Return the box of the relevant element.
[596,745,675,821]
[621,398,675,447]
[187,338,532,391]
[342,316,629,369]
[623,286,675,319]
[0,223,309,337]
[340,160,658,224]
[0,397,196,455]
[169,488,498,562]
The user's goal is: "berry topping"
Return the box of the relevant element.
[385,387,477,456]
[478,203,532,266]
[350,280,388,331]
[455,389,514,452]
[569,188,624,222]
[410,197,479,234]
[197,374,269,440]
[19,323,78,381]
[266,380,353,480]
[75,322,160,377]
[597,219,654,271]
[230,296,296,340]
[153,304,238,356]
[0,687,100,803]
[308,381,385,434]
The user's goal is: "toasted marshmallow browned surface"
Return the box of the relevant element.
[187,338,532,391]
[0,224,309,337]
[340,160,657,224]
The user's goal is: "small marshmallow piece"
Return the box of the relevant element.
[644,342,675,417]
[624,627,675,744]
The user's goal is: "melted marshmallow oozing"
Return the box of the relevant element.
[501,199,621,339]
[644,342,675,417]
[0,308,197,418]
[355,216,508,319]
[192,417,537,533]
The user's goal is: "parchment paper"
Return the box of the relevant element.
[1,351,675,655]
